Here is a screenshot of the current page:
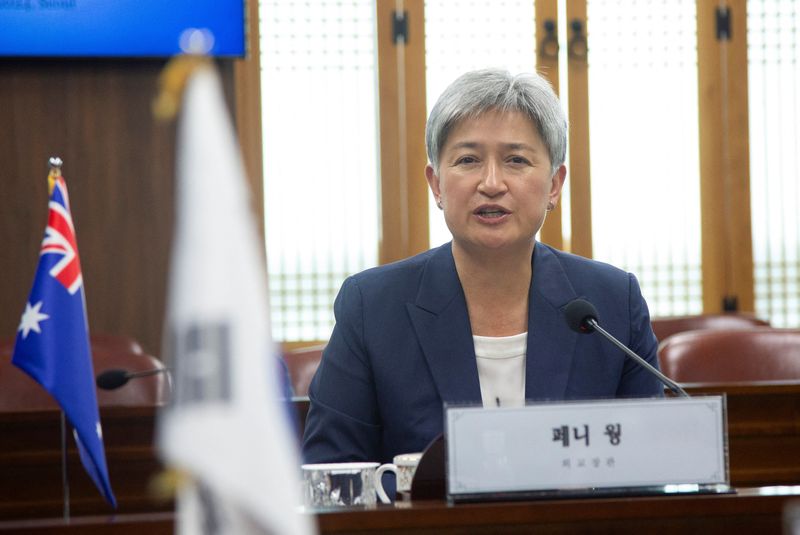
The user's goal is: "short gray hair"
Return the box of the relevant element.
[425,68,568,176]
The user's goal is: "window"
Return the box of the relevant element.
[256,1,800,342]
[587,0,703,316]
[260,0,380,341]
[749,0,800,326]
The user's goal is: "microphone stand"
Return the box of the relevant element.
[587,318,689,398]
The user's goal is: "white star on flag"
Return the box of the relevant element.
[18,301,50,339]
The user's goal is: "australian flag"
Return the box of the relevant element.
[12,171,116,507]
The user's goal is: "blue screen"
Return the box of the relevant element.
[0,0,246,57]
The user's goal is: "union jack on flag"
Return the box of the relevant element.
[40,176,83,294]
[13,164,116,507]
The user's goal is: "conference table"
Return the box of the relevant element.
[2,382,800,532]
[2,487,800,533]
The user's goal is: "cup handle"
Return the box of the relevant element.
[375,463,397,504]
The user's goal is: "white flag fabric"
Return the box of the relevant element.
[158,63,315,535]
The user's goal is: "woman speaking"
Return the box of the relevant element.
[302,68,662,468]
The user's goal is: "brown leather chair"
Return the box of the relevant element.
[651,313,769,342]
[657,327,800,383]
[89,332,145,356]
[0,333,168,411]
[282,344,325,397]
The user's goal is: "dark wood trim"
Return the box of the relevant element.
[316,488,793,534]
[0,407,169,521]
[4,383,800,523]
[2,488,797,534]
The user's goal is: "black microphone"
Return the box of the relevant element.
[564,298,689,397]
[96,368,169,390]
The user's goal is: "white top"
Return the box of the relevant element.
[473,332,527,408]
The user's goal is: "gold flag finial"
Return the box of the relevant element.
[47,157,63,195]
[153,29,215,121]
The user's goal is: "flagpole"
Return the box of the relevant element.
[49,157,71,521]
[60,411,70,521]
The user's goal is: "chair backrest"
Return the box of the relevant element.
[88,332,145,356]
[282,344,325,397]
[92,340,168,407]
[657,327,800,383]
[0,333,168,411]
[651,313,769,342]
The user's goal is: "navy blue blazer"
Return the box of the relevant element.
[302,242,662,465]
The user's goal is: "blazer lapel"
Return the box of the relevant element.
[406,244,483,405]
[525,243,580,400]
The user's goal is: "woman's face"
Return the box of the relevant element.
[426,109,566,256]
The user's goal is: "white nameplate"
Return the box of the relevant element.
[445,396,727,498]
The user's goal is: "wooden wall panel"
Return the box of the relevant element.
[535,0,565,251]
[697,0,754,313]
[376,0,429,265]
[0,60,237,357]
[565,1,593,259]
[234,0,265,242]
